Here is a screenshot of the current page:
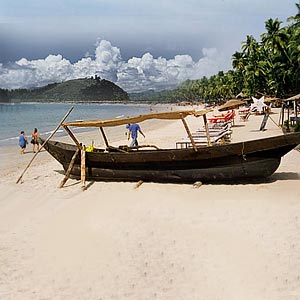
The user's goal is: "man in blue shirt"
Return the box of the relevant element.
[19,131,28,154]
[126,123,145,147]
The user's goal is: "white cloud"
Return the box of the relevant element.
[94,40,122,81]
[0,39,230,92]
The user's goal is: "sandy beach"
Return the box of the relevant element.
[0,107,300,300]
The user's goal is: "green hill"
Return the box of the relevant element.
[6,76,129,102]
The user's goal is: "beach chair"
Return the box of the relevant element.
[176,130,232,149]
[290,116,300,125]
[192,126,232,141]
[208,110,235,124]
[207,113,229,123]
[207,120,232,129]
[240,111,251,121]
[192,129,232,142]
[197,122,231,133]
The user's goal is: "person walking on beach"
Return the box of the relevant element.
[19,131,28,154]
[31,128,40,152]
[126,123,145,147]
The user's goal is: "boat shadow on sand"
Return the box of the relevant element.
[210,172,300,185]
[269,172,300,181]
[54,169,96,189]
[197,172,300,185]
[54,169,299,187]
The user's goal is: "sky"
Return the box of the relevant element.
[0,0,297,92]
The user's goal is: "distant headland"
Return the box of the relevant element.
[0,76,129,103]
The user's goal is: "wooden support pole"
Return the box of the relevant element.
[59,147,80,188]
[99,127,109,148]
[81,145,86,191]
[279,105,283,126]
[296,101,299,125]
[281,104,285,127]
[16,106,74,184]
[268,114,281,128]
[180,115,197,152]
[202,114,212,146]
[62,125,82,149]
[287,104,290,130]
[134,180,144,189]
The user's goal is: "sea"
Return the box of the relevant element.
[0,102,166,148]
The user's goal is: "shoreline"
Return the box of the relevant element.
[0,102,181,148]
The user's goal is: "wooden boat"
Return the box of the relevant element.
[41,109,300,183]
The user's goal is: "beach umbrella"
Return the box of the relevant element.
[218,99,245,111]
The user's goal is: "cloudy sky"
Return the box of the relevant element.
[0,0,297,92]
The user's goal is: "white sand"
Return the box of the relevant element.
[0,108,300,300]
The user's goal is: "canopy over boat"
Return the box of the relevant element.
[62,109,212,128]
[284,94,300,102]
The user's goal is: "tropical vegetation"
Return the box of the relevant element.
[170,2,300,103]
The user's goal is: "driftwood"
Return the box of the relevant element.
[16,106,74,184]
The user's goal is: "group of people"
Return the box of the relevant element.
[18,123,145,154]
[19,128,40,154]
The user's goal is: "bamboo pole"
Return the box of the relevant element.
[279,105,283,126]
[268,114,280,128]
[16,106,74,184]
[62,125,82,149]
[99,127,109,148]
[296,101,299,125]
[180,115,197,152]
[81,145,86,191]
[202,114,212,146]
[287,104,290,130]
[59,147,80,188]
[134,180,144,189]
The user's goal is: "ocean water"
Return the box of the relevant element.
[0,102,160,148]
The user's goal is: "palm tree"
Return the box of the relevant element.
[232,51,245,71]
[287,1,300,24]
[261,18,291,63]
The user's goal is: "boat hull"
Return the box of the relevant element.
[66,157,280,182]
[42,132,300,183]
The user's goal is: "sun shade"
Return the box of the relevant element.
[284,94,300,102]
[218,99,245,111]
[62,109,212,128]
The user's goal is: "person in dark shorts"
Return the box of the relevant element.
[31,128,40,153]
[19,131,28,154]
